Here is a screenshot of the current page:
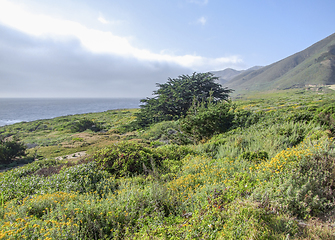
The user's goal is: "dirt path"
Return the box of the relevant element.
[1,151,88,173]
[55,151,87,161]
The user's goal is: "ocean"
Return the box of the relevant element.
[0,98,141,127]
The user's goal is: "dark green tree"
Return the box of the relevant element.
[136,72,232,127]
[0,137,27,164]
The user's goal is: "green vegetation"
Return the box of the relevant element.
[69,118,102,133]
[1,88,335,239]
[226,32,335,93]
[0,109,138,165]
[181,100,235,142]
[135,72,232,127]
[0,137,27,164]
[314,102,335,132]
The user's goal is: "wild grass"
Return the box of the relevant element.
[0,89,335,239]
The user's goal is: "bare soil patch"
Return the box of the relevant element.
[55,151,87,160]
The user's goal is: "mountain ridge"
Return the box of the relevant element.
[214,32,335,92]
[211,66,263,84]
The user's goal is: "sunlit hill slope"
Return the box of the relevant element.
[220,33,335,92]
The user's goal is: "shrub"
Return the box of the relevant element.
[140,121,179,141]
[233,109,263,128]
[284,109,314,122]
[93,141,163,177]
[280,152,335,218]
[200,138,227,158]
[314,103,335,133]
[239,151,269,163]
[0,136,26,164]
[252,137,335,219]
[181,100,235,142]
[0,161,116,202]
[69,118,102,133]
[72,137,84,142]
[140,121,193,145]
[156,144,197,174]
[156,144,196,161]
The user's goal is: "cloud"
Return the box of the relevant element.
[0,0,241,72]
[197,16,207,25]
[0,0,245,98]
[0,24,244,98]
[97,13,122,25]
[0,24,190,98]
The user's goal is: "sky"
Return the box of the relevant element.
[0,0,334,98]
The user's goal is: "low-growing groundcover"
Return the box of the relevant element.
[0,136,334,239]
[1,137,334,239]
[1,89,335,239]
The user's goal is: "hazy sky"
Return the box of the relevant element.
[0,0,334,98]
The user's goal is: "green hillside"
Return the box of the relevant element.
[211,66,262,84]
[1,89,335,239]
[226,33,335,92]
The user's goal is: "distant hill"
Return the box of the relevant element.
[211,66,262,84]
[219,33,335,92]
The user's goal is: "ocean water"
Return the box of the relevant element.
[0,98,140,127]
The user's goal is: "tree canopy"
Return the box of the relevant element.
[0,137,27,164]
[135,72,232,127]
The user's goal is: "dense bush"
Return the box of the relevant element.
[140,121,180,141]
[156,144,197,174]
[314,103,335,133]
[0,160,116,202]
[69,118,102,132]
[199,120,319,160]
[280,152,335,218]
[239,150,269,162]
[93,141,164,177]
[156,144,197,161]
[200,138,227,158]
[0,137,26,164]
[94,142,197,177]
[140,121,193,145]
[284,109,314,122]
[233,109,263,128]
[252,137,335,219]
[181,100,235,142]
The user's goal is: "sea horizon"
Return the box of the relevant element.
[0,98,141,127]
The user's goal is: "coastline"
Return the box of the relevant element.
[0,98,140,127]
